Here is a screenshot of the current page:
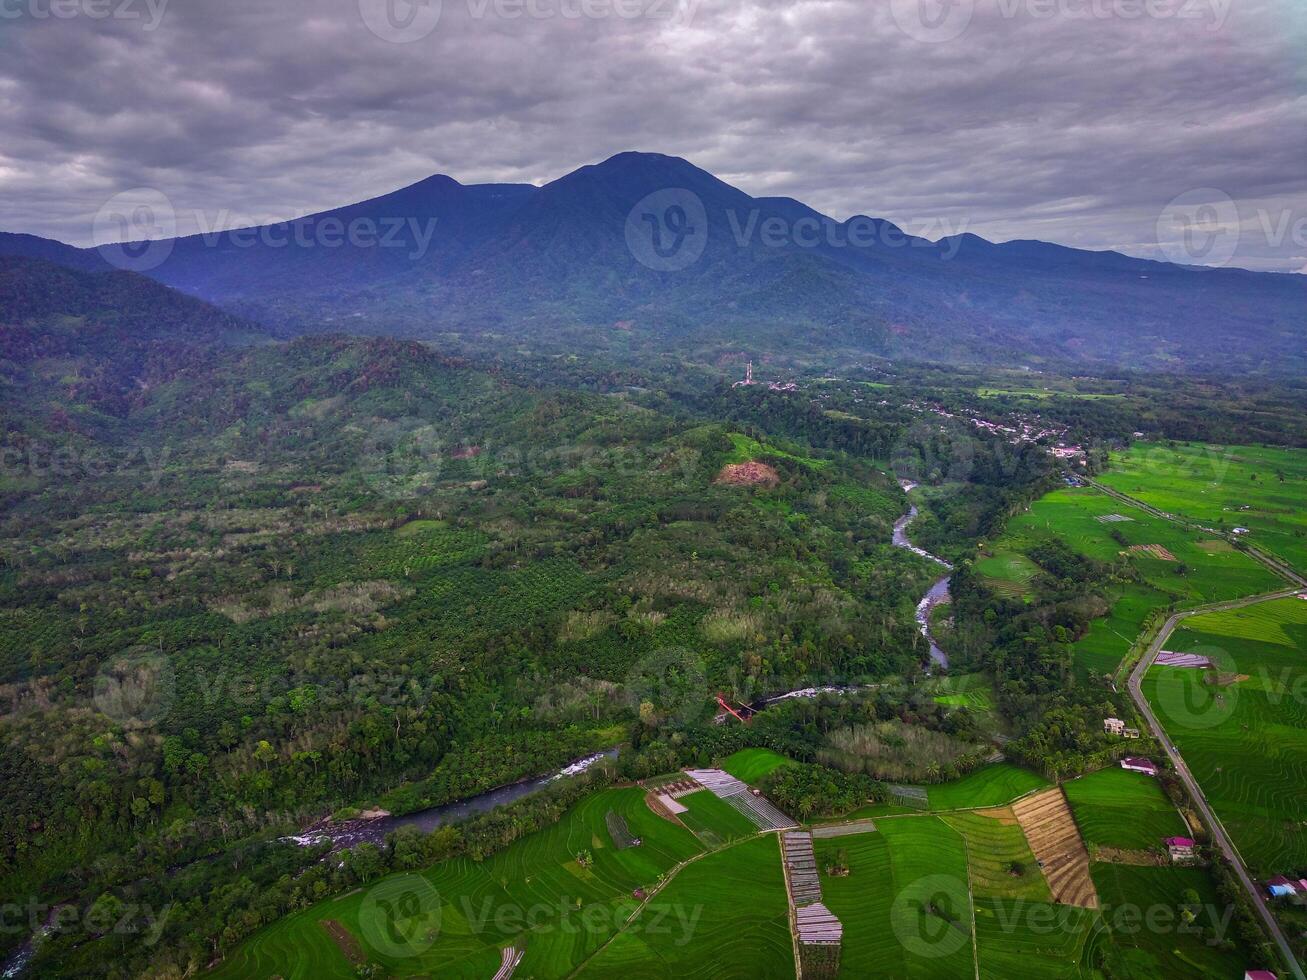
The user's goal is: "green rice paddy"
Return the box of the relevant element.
[1101,442,1307,574]
[941,810,1052,902]
[973,898,1099,979]
[574,834,794,979]
[1142,596,1307,874]
[719,747,795,785]
[675,789,760,847]
[926,763,1050,811]
[1063,767,1188,852]
[207,787,703,979]
[1091,863,1251,979]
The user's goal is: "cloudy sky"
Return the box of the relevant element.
[1,0,1303,271]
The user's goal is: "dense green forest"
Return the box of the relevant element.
[2,259,1304,976]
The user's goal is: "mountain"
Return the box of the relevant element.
[0,256,268,431]
[3,152,1304,374]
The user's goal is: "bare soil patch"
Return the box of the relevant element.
[321,920,364,964]
[714,462,780,487]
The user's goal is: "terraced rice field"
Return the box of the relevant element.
[973,899,1098,979]
[1142,596,1307,874]
[926,763,1050,811]
[1011,789,1098,909]
[1063,768,1188,852]
[973,549,1040,598]
[208,788,703,979]
[942,809,1053,901]
[574,834,794,979]
[675,789,760,846]
[1101,442,1307,573]
[816,818,975,979]
[719,747,794,785]
[1090,863,1252,979]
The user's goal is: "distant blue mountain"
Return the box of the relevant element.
[2,152,1303,373]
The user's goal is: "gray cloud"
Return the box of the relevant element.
[0,0,1303,271]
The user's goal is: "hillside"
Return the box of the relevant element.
[3,153,1303,375]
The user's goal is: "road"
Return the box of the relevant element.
[1092,475,1306,978]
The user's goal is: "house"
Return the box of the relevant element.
[1264,876,1298,899]
[1120,757,1159,776]
[1163,836,1196,863]
[1103,717,1125,735]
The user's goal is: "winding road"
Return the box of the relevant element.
[1091,478,1305,979]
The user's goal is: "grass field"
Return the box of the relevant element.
[1063,767,1188,852]
[719,747,794,785]
[574,834,794,979]
[817,818,975,978]
[942,809,1052,902]
[926,763,1050,811]
[927,672,998,714]
[1090,863,1251,979]
[973,898,1098,979]
[1101,442,1307,574]
[675,789,760,847]
[208,787,704,979]
[1142,596,1307,874]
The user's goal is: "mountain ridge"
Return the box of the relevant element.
[2,151,1303,374]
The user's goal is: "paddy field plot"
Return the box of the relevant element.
[1090,863,1252,980]
[816,817,975,979]
[207,787,703,980]
[675,789,760,847]
[1063,767,1188,853]
[973,898,1098,979]
[973,549,1040,599]
[719,747,794,785]
[574,833,794,979]
[1142,596,1307,874]
[942,809,1052,902]
[1102,441,1307,573]
[926,762,1050,811]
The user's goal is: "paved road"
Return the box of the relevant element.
[1078,474,1305,976]
[1127,593,1305,980]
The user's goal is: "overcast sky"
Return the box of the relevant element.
[1,0,1303,271]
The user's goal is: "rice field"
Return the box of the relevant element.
[942,809,1053,902]
[973,899,1099,979]
[973,549,1040,599]
[1090,863,1252,979]
[1101,442,1307,574]
[573,834,794,979]
[987,485,1282,677]
[719,747,795,785]
[926,763,1050,811]
[817,818,975,979]
[207,787,704,979]
[675,789,761,847]
[1142,596,1307,874]
[1063,767,1188,852]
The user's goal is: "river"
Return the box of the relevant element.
[285,748,619,851]
[893,481,953,669]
